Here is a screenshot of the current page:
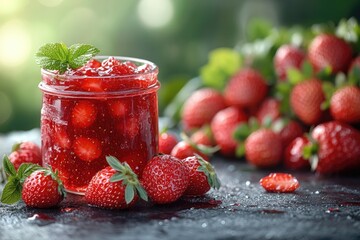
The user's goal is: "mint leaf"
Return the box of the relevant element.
[3,155,16,176]
[17,163,42,183]
[1,176,22,204]
[68,44,100,69]
[35,42,99,74]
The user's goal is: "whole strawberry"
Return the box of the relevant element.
[245,129,282,168]
[211,106,248,156]
[22,169,65,208]
[308,34,352,74]
[171,140,210,161]
[141,155,189,204]
[290,79,326,125]
[305,121,360,174]
[159,131,178,154]
[274,45,305,81]
[1,156,64,208]
[255,98,281,124]
[181,88,226,131]
[85,156,147,209]
[284,136,310,170]
[181,155,220,196]
[8,142,42,170]
[224,68,268,108]
[190,126,215,147]
[330,86,360,124]
[278,120,304,149]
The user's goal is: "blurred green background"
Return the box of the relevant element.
[0,0,359,133]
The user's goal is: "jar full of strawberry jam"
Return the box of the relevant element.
[39,56,160,194]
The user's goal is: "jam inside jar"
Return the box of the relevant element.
[39,56,160,195]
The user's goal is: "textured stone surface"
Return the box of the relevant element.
[0,130,360,240]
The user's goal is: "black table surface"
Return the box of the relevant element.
[0,130,360,240]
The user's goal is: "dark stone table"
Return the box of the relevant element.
[0,130,359,240]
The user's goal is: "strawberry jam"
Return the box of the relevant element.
[39,56,160,194]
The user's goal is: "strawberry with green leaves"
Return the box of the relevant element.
[190,125,215,147]
[284,136,311,170]
[1,156,65,208]
[255,98,281,124]
[181,154,220,196]
[141,154,189,204]
[274,45,305,81]
[85,156,147,209]
[308,34,352,74]
[211,106,248,156]
[304,121,360,174]
[330,86,360,124]
[181,88,226,131]
[290,78,326,125]
[8,141,42,170]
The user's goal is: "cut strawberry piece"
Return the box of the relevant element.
[54,125,71,149]
[260,173,300,193]
[85,59,102,68]
[71,101,97,128]
[108,100,127,117]
[81,77,104,92]
[73,137,102,162]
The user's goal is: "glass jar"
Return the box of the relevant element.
[39,56,160,194]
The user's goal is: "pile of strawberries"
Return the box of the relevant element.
[162,24,360,178]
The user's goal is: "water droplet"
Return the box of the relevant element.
[27,213,55,226]
[245,195,249,199]
[245,181,251,186]
[315,191,320,194]
[221,220,226,225]
[201,222,208,228]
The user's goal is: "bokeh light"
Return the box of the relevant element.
[0,0,25,15]
[0,20,32,68]
[37,0,64,8]
[137,0,174,28]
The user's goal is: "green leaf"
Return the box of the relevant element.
[17,163,42,183]
[11,142,21,152]
[35,42,99,74]
[235,143,245,158]
[106,156,124,172]
[124,184,135,204]
[336,18,360,43]
[233,123,251,141]
[68,44,100,69]
[3,155,16,176]
[1,176,22,204]
[109,172,125,182]
[287,68,304,85]
[301,60,314,78]
[135,185,148,202]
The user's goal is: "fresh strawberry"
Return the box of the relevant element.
[260,173,300,193]
[1,156,65,208]
[181,155,220,196]
[330,86,360,124]
[181,88,226,131]
[224,68,268,108]
[284,136,310,170]
[159,131,178,154]
[305,121,360,174]
[22,168,65,208]
[8,142,42,170]
[73,137,102,162]
[308,34,352,74]
[274,45,305,81]
[190,126,215,147]
[71,101,97,128]
[278,120,304,149]
[171,140,209,161]
[290,79,326,125]
[211,107,248,156]
[85,156,147,209]
[141,154,189,204]
[255,98,281,124]
[245,129,282,168]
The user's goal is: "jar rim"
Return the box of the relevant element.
[41,56,158,79]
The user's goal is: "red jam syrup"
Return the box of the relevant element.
[39,56,160,194]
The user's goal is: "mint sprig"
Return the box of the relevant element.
[35,43,100,74]
[1,155,43,204]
